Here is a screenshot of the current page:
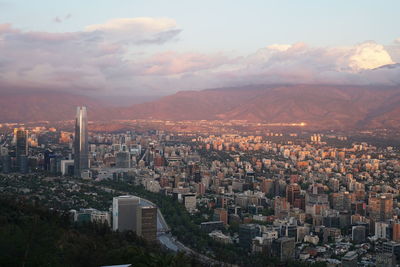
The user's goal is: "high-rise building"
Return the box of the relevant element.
[214,208,228,225]
[261,178,274,195]
[1,154,11,173]
[352,225,366,244]
[274,196,289,217]
[16,128,28,173]
[286,183,301,206]
[74,106,89,177]
[239,224,260,250]
[112,195,140,231]
[392,220,400,242]
[115,151,131,168]
[136,206,157,243]
[381,241,400,262]
[375,222,389,239]
[369,193,393,222]
[272,237,295,262]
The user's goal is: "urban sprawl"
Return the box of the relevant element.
[1,107,400,266]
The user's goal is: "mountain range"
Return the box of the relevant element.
[1,84,400,130]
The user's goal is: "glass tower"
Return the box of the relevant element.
[74,106,89,177]
[16,128,28,173]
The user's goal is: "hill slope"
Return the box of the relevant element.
[0,92,113,123]
[1,85,400,130]
[119,85,400,129]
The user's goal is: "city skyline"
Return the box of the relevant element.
[1,2,400,266]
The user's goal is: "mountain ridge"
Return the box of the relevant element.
[1,85,400,130]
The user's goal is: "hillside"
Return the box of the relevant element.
[0,92,113,123]
[119,85,400,129]
[0,197,198,267]
[1,85,400,130]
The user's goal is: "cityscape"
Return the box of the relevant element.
[1,106,400,266]
[1,1,400,267]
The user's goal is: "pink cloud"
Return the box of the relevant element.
[140,51,230,75]
[0,19,399,97]
[0,23,20,34]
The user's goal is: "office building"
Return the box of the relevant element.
[381,241,400,262]
[369,193,393,222]
[352,225,366,244]
[239,224,260,250]
[286,183,300,206]
[392,220,400,242]
[274,196,289,217]
[1,154,11,173]
[375,222,389,239]
[16,128,28,173]
[115,151,131,168]
[61,160,75,176]
[272,237,295,262]
[182,193,196,212]
[74,106,89,177]
[136,206,157,243]
[261,178,274,195]
[214,208,228,225]
[112,195,140,231]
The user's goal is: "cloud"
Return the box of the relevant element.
[0,18,399,98]
[137,51,230,75]
[86,17,176,33]
[0,23,19,34]
[349,42,394,71]
[267,44,292,52]
[85,17,181,45]
[214,41,399,86]
[0,18,182,95]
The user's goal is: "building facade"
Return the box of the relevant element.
[74,106,89,177]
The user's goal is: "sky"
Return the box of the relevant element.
[0,0,400,100]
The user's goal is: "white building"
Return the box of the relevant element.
[112,195,140,231]
[182,194,196,212]
[91,210,111,226]
[61,160,74,175]
[375,222,389,239]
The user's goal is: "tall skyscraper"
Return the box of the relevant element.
[16,128,28,173]
[74,106,89,177]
